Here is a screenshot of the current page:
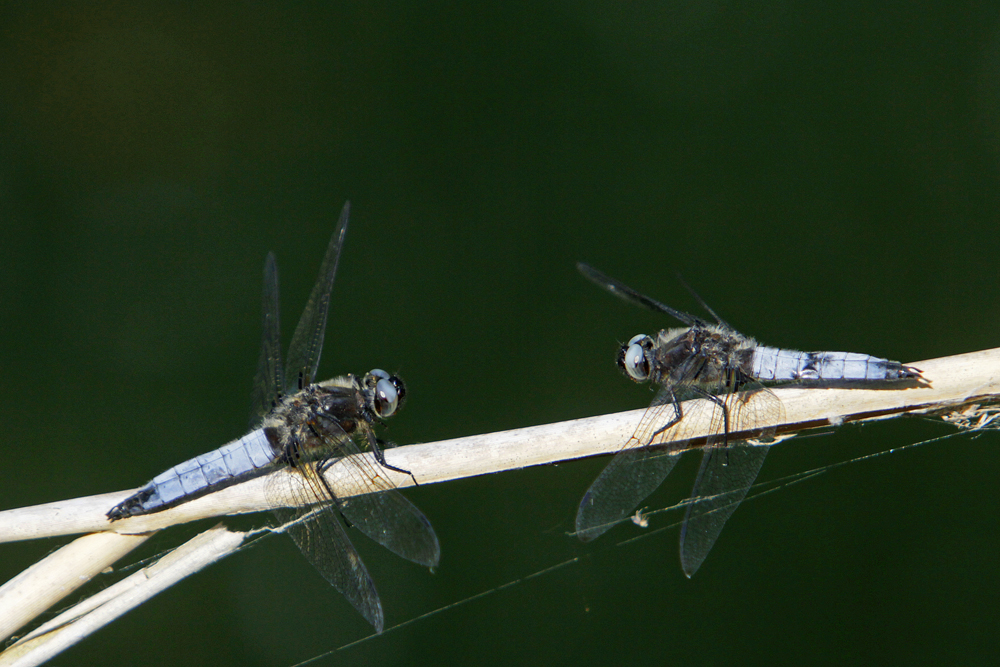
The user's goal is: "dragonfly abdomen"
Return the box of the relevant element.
[750,346,914,382]
[107,428,278,520]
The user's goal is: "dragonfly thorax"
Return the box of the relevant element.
[624,325,758,389]
[262,370,401,465]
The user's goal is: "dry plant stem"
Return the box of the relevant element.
[0,347,996,664]
[0,525,245,667]
[0,532,151,640]
[0,348,996,543]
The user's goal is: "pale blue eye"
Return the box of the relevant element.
[624,342,650,381]
[374,377,399,417]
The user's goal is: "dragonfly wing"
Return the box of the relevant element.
[577,262,701,326]
[679,382,783,577]
[323,428,438,567]
[270,463,385,633]
[285,202,350,393]
[576,445,680,542]
[308,422,440,566]
[679,443,770,578]
[575,385,684,541]
[338,483,441,568]
[249,253,284,429]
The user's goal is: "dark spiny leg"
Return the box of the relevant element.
[716,369,754,465]
[691,386,731,465]
[312,458,354,526]
[649,387,684,444]
[368,432,419,486]
[690,386,730,444]
[692,358,730,464]
[689,357,710,383]
[285,429,308,468]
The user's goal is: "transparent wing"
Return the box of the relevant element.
[270,465,384,633]
[577,262,701,327]
[313,425,439,567]
[334,442,441,567]
[575,353,714,540]
[575,384,682,541]
[576,367,783,548]
[679,383,783,577]
[679,444,770,578]
[285,202,350,393]
[268,421,440,632]
[250,253,284,429]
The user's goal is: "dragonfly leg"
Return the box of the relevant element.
[370,435,419,486]
[648,388,684,444]
[690,386,730,441]
[690,386,731,464]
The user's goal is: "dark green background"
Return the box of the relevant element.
[2,3,999,665]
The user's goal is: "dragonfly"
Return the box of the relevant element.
[108,202,440,632]
[574,262,920,577]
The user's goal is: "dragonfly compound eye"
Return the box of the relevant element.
[373,376,400,418]
[623,340,651,381]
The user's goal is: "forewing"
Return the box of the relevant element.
[285,201,350,393]
[679,383,783,577]
[249,253,284,429]
[270,464,384,632]
[577,262,701,326]
[575,384,682,541]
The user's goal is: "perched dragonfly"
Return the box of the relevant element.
[574,263,920,577]
[108,202,440,632]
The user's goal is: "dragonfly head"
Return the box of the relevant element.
[617,334,653,382]
[365,369,406,419]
